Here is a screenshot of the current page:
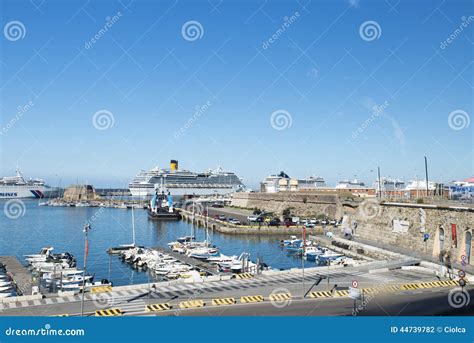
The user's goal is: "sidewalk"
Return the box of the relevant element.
[343,233,474,275]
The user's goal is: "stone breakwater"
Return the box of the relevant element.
[179,210,324,235]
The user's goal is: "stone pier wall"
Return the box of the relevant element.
[349,201,474,267]
[231,192,343,218]
[230,192,474,267]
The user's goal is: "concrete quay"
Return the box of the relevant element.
[0,256,33,296]
[0,257,469,316]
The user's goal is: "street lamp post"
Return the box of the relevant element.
[80,223,92,316]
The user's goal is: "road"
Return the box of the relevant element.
[2,258,465,317]
[207,207,253,223]
[150,288,474,316]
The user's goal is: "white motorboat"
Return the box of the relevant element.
[207,254,235,264]
[52,274,93,285]
[188,247,219,260]
[25,247,54,259]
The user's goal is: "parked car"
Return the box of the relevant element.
[211,203,224,208]
[228,218,241,225]
[305,222,315,228]
[218,214,226,220]
[321,220,328,225]
[247,215,259,222]
[329,220,337,225]
[255,216,264,223]
[268,218,281,226]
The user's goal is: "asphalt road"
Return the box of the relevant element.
[151,288,474,316]
[207,207,253,224]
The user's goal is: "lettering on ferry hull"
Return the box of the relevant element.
[0,193,18,197]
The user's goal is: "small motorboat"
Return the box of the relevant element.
[317,252,345,265]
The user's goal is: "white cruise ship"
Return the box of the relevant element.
[128,160,244,197]
[260,172,326,193]
[335,178,366,189]
[0,169,48,198]
[373,177,406,191]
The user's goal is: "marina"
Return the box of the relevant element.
[0,199,324,289]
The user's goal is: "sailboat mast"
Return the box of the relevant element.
[192,201,195,239]
[132,207,136,246]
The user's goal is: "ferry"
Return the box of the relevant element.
[129,160,245,197]
[0,169,50,199]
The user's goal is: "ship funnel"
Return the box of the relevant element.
[170,160,178,171]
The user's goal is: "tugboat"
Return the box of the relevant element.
[147,190,181,220]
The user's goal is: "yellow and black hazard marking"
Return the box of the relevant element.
[334,290,350,297]
[211,298,236,306]
[95,308,122,316]
[236,273,254,279]
[179,300,205,309]
[400,283,421,291]
[309,291,332,298]
[380,285,401,293]
[240,295,264,303]
[269,293,292,302]
[91,285,112,293]
[145,303,172,312]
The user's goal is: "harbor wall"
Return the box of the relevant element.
[179,210,324,235]
[349,201,474,267]
[231,192,343,218]
[230,192,474,267]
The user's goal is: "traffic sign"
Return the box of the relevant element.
[458,270,466,278]
[352,280,358,288]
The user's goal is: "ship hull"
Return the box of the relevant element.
[0,185,46,199]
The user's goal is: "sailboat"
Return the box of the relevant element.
[107,207,143,254]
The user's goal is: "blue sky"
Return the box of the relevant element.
[0,0,472,188]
